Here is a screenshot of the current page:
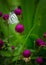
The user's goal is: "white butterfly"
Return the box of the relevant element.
[8,12,19,24]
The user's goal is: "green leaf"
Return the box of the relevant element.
[43,46,46,50]
[30,49,36,53]
[0,50,12,57]
[0,0,46,62]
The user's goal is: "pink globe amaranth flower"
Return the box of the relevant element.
[40,42,45,47]
[36,38,43,44]
[11,46,15,49]
[15,24,24,33]
[0,12,3,17]
[36,57,43,64]
[22,50,31,58]
[14,8,22,15]
[43,32,46,38]
[36,38,45,46]
[3,14,9,20]
[0,39,4,49]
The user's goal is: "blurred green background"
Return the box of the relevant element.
[0,0,46,65]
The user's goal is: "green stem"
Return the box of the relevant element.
[31,0,40,27]
[12,0,40,61]
[6,20,9,43]
[8,24,9,43]
[22,0,40,48]
[16,24,36,59]
[34,46,41,55]
[16,0,40,59]
[24,24,36,44]
[36,46,41,53]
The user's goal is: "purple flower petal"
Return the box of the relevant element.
[15,24,24,33]
[0,12,3,17]
[36,57,43,64]
[3,14,9,20]
[36,38,45,46]
[0,39,4,48]
[14,8,22,15]
[22,50,31,58]
[11,46,15,49]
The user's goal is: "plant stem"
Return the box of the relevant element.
[16,24,36,59]
[35,46,41,55]
[21,0,40,50]
[12,0,40,60]
[6,21,9,43]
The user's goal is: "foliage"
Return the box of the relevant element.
[0,0,46,65]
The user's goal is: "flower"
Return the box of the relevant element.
[36,38,43,44]
[22,50,31,58]
[11,46,15,49]
[15,24,24,33]
[0,39,4,49]
[0,12,2,17]
[36,57,43,64]
[36,38,45,46]
[14,8,22,15]
[3,14,9,20]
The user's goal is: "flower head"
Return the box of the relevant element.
[11,46,15,49]
[0,39,4,49]
[3,14,9,20]
[22,50,31,58]
[0,12,3,17]
[15,24,24,33]
[14,8,22,15]
[36,57,43,64]
[36,38,45,46]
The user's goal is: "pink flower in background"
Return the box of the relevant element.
[36,57,43,64]
[22,50,31,58]
[11,46,15,49]
[0,39,4,49]
[15,24,24,33]
[3,14,9,20]
[36,38,45,47]
[0,12,3,17]
[14,8,22,15]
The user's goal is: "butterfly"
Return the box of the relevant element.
[8,12,19,24]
